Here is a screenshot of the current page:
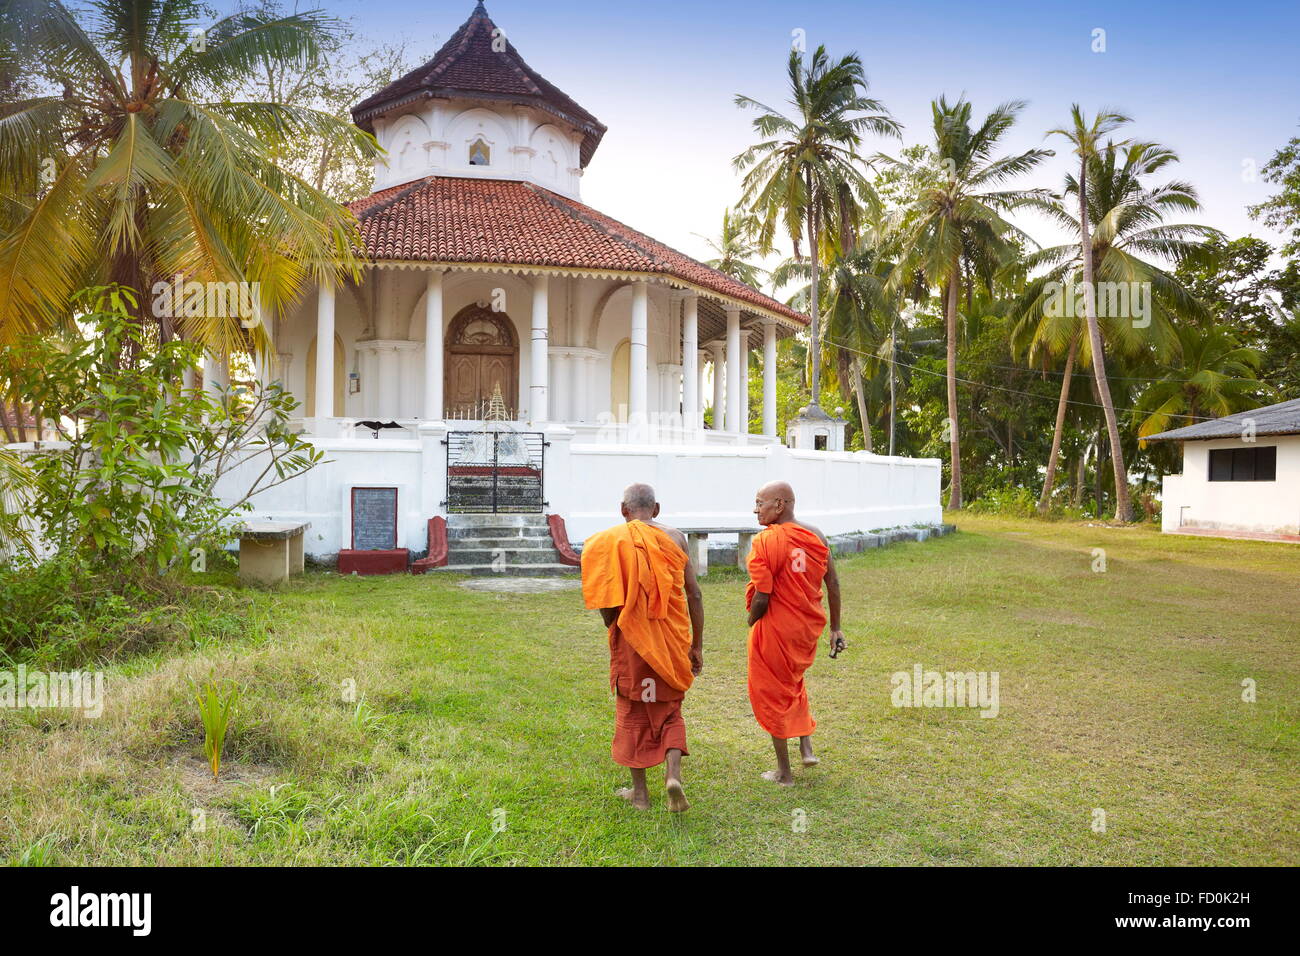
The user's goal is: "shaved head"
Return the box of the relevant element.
[758,481,794,503]
[622,482,658,515]
[754,481,796,526]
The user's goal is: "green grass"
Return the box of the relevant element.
[2,514,1296,865]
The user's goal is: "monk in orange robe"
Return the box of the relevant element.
[746,480,845,785]
[582,483,704,811]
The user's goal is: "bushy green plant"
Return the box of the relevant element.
[968,486,1039,517]
[0,286,322,572]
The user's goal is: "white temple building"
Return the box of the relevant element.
[218,2,941,566]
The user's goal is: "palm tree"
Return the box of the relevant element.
[887,97,1052,508]
[770,242,899,451]
[823,245,898,451]
[1015,140,1220,512]
[0,0,376,357]
[696,209,768,288]
[733,45,900,411]
[1047,106,1141,520]
[1136,324,1263,439]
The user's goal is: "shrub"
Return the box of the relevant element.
[0,285,315,662]
[967,486,1039,517]
[0,553,258,667]
[1,286,322,574]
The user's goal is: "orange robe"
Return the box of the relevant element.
[745,522,829,738]
[581,520,694,768]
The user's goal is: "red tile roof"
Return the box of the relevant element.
[349,176,807,326]
[352,2,606,168]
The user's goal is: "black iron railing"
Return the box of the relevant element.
[442,430,547,514]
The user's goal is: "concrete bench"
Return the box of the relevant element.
[678,526,757,576]
[238,521,310,586]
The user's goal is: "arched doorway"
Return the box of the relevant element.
[445,305,519,418]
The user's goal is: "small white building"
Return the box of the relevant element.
[213,2,942,565]
[1148,397,1300,541]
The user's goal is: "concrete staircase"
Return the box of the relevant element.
[438,514,577,576]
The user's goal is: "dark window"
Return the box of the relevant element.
[1208,445,1277,482]
[814,433,828,451]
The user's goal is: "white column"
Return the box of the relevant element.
[740,332,751,435]
[252,296,272,386]
[630,280,649,422]
[725,308,742,434]
[763,318,778,438]
[203,352,225,398]
[314,281,336,421]
[530,275,549,422]
[709,341,726,430]
[575,352,592,423]
[697,349,708,429]
[377,345,397,419]
[682,293,698,429]
[423,270,444,420]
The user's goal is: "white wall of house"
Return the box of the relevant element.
[1160,435,1300,535]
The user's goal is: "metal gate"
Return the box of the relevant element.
[442,430,547,514]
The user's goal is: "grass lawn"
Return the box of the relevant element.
[2,514,1296,866]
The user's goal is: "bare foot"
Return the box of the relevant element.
[665,778,690,812]
[761,769,795,787]
[799,738,819,767]
[616,787,650,810]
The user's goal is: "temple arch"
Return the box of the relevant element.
[444,304,520,419]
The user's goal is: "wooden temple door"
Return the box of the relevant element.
[444,305,518,418]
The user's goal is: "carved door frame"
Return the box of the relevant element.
[444,304,519,417]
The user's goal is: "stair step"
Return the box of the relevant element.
[433,563,577,577]
[447,514,549,529]
[447,526,551,540]
[450,547,560,565]
[451,537,554,551]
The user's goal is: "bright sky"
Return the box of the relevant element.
[316,0,1299,282]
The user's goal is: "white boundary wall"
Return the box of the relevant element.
[218,424,943,558]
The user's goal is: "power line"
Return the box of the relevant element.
[822,334,1221,422]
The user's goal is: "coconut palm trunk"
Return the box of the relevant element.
[1076,159,1134,521]
[806,175,823,408]
[1038,333,1079,514]
[944,261,963,509]
[853,357,872,451]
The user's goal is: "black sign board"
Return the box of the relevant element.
[351,487,398,550]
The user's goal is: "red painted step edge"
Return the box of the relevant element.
[547,514,580,567]
[411,516,449,574]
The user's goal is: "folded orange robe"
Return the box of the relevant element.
[746,522,829,738]
[582,520,694,767]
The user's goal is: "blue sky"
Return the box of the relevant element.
[321,0,1300,270]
